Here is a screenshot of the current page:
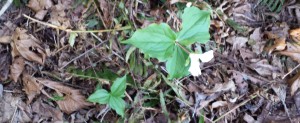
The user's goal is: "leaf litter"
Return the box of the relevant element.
[1,0,300,122]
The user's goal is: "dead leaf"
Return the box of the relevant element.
[249,59,279,77]
[287,72,300,95]
[49,3,71,29]
[264,37,286,54]
[243,113,257,123]
[290,28,300,42]
[22,73,43,104]
[37,79,92,114]
[10,57,25,82]
[249,28,265,54]
[278,42,300,63]
[211,101,227,109]
[32,98,63,122]
[0,93,22,122]
[27,0,53,20]
[226,36,248,51]
[205,80,236,93]
[12,28,46,65]
[0,36,11,44]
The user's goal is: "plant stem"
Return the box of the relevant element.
[175,42,191,54]
[23,14,131,33]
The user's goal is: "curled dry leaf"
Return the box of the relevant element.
[37,79,92,114]
[278,42,300,63]
[0,36,11,44]
[205,80,236,93]
[249,59,279,77]
[32,99,63,122]
[290,28,300,42]
[287,72,300,96]
[27,0,53,20]
[264,37,286,54]
[12,28,46,65]
[22,73,43,104]
[10,57,25,82]
[211,101,227,109]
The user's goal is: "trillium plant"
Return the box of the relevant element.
[123,5,214,79]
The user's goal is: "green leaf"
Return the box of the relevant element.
[109,96,125,117]
[68,32,78,47]
[110,75,127,97]
[177,6,211,46]
[87,89,110,104]
[86,19,99,28]
[123,23,176,61]
[166,45,189,79]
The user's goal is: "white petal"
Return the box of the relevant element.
[188,54,202,76]
[198,50,214,62]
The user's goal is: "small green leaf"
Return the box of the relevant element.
[86,19,99,28]
[68,32,78,47]
[49,94,64,101]
[109,96,125,117]
[177,6,211,46]
[166,45,189,79]
[111,75,127,97]
[123,23,176,61]
[87,89,110,104]
[159,90,170,121]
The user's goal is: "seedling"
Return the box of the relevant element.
[123,6,213,79]
[88,75,127,117]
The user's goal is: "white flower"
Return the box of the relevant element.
[186,2,192,7]
[188,50,214,76]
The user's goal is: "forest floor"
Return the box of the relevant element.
[1,0,300,123]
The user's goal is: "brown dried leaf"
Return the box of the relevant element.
[0,36,11,44]
[264,38,286,54]
[211,101,227,109]
[32,98,63,122]
[290,28,300,42]
[10,57,25,82]
[34,10,48,20]
[287,72,300,96]
[12,28,46,65]
[22,73,43,104]
[249,59,279,76]
[278,42,300,63]
[37,79,92,114]
[27,0,53,12]
[205,80,236,93]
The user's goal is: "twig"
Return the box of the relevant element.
[212,91,259,123]
[22,14,131,33]
[90,32,125,61]
[282,63,300,79]
[0,0,13,17]
[59,41,108,70]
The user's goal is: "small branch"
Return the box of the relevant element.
[22,14,131,33]
[0,0,13,17]
[282,63,300,79]
[59,41,108,70]
[212,91,259,123]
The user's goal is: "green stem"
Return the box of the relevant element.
[175,42,191,54]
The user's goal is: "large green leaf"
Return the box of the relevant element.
[166,45,189,79]
[123,23,176,61]
[177,6,211,46]
[87,89,110,104]
[110,75,127,97]
[109,96,125,117]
